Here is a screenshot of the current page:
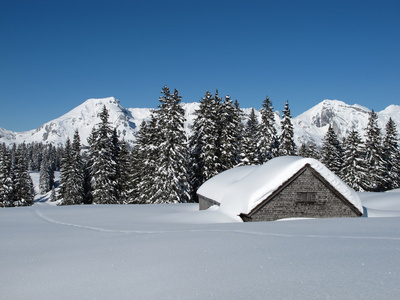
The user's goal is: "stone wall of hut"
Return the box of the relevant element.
[241,166,361,222]
[198,195,220,210]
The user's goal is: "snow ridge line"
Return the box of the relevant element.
[34,208,133,234]
[33,208,400,240]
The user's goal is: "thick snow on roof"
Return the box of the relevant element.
[197,156,363,217]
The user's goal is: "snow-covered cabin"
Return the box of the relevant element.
[197,156,363,221]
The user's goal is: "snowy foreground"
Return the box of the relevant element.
[1,188,400,299]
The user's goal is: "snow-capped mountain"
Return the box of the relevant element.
[0,97,138,146]
[0,98,399,147]
[293,100,400,146]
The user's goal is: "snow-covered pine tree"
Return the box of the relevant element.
[259,96,279,162]
[298,143,308,157]
[88,105,119,204]
[12,144,35,206]
[147,86,190,204]
[240,108,261,165]
[219,95,242,170]
[58,138,73,204]
[81,151,92,204]
[58,132,85,205]
[135,115,161,204]
[278,101,296,156]
[383,118,400,190]
[341,130,367,191]
[49,185,56,202]
[298,142,321,159]
[39,156,54,194]
[308,142,320,159]
[115,139,131,204]
[70,130,85,204]
[27,143,40,171]
[189,90,223,201]
[321,125,343,176]
[127,121,148,204]
[0,143,14,207]
[364,110,386,191]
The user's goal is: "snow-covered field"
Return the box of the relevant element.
[1,174,399,299]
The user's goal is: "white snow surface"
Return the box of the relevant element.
[1,176,400,299]
[198,156,363,219]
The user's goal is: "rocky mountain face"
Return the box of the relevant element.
[1,97,399,148]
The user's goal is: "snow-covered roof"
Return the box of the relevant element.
[197,156,363,217]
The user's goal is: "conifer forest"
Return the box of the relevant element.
[1,86,399,207]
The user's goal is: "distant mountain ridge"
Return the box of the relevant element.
[1,97,399,148]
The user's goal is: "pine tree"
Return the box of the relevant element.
[341,130,368,191]
[321,125,343,176]
[59,134,85,206]
[383,118,400,190]
[0,143,14,207]
[308,142,320,159]
[88,106,119,204]
[127,121,149,204]
[189,90,222,200]
[298,142,320,159]
[12,144,35,206]
[135,115,161,204]
[240,108,261,165]
[219,95,242,170]
[259,96,279,162]
[81,152,92,204]
[69,130,85,204]
[364,110,386,191]
[147,87,190,203]
[278,101,296,156]
[49,185,56,202]
[116,139,131,204]
[39,156,54,194]
[58,138,73,205]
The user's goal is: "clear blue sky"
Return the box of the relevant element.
[1,0,399,131]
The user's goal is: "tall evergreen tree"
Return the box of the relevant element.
[189,90,222,200]
[383,118,400,190]
[240,108,261,165]
[127,121,150,204]
[88,106,119,204]
[12,144,35,206]
[321,125,343,176]
[308,142,320,159]
[0,143,13,207]
[259,96,279,162]
[116,139,131,204]
[135,115,161,204]
[39,156,54,194]
[341,130,368,191]
[297,142,320,159]
[278,101,296,156]
[49,185,56,202]
[58,138,73,204]
[219,95,242,170]
[147,87,190,203]
[364,110,386,191]
[81,151,92,204]
[70,130,85,203]
[58,131,85,205]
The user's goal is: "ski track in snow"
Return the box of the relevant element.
[33,207,400,241]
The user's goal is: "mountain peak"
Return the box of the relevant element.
[82,97,120,106]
